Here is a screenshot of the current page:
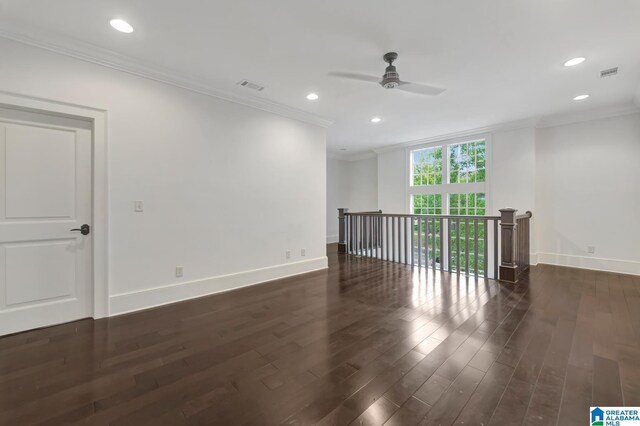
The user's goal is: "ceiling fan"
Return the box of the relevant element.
[329,52,445,96]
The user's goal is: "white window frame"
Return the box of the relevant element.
[406,134,492,215]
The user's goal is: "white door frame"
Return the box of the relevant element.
[0,90,109,318]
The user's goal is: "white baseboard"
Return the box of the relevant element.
[535,252,640,276]
[326,234,338,244]
[109,256,328,316]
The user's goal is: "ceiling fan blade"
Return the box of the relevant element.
[397,81,446,96]
[328,72,381,84]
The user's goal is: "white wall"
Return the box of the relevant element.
[348,156,378,212]
[490,128,537,254]
[0,38,328,314]
[326,156,378,242]
[490,127,536,215]
[372,113,640,274]
[536,113,640,274]
[326,157,349,243]
[377,149,407,213]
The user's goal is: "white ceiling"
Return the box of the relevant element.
[1,0,639,155]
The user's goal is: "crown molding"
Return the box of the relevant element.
[536,103,639,129]
[327,152,349,161]
[327,150,377,162]
[0,23,334,128]
[371,101,639,155]
[373,117,540,154]
[326,152,345,160]
[343,151,377,162]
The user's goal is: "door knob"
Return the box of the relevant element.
[70,224,91,235]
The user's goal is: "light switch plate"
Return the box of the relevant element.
[135,200,144,212]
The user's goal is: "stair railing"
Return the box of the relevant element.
[338,207,532,282]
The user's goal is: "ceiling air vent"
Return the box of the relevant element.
[600,67,618,78]
[237,79,265,91]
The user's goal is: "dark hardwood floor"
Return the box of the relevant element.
[1,245,639,425]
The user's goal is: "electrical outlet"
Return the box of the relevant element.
[134,200,144,212]
[587,246,596,254]
[301,248,306,257]
[175,266,184,277]
[285,251,291,260]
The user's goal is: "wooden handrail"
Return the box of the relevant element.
[338,207,533,283]
[515,211,533,220]
[346,212,501,220]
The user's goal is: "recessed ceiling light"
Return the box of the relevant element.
[573,94,590,101]
[370,117,382,123]
[306,93,319,101]
[110,19,134,33]
[564,57,586,67]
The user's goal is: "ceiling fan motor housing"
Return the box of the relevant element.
[382,65,400,89]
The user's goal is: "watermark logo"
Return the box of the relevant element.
[591,407,640,425]
[591,407,604,426]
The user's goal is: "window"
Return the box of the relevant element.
[409,139,487,215]
[449,140,486,184]
[449,193,486,216]
[408,138,489,273]
[412,194,442,215]
[411,146,443,186]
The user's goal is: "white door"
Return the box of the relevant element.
[0,108,93,336]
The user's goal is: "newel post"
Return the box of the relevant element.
[499,208,518,282]
[338,208,348,253]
